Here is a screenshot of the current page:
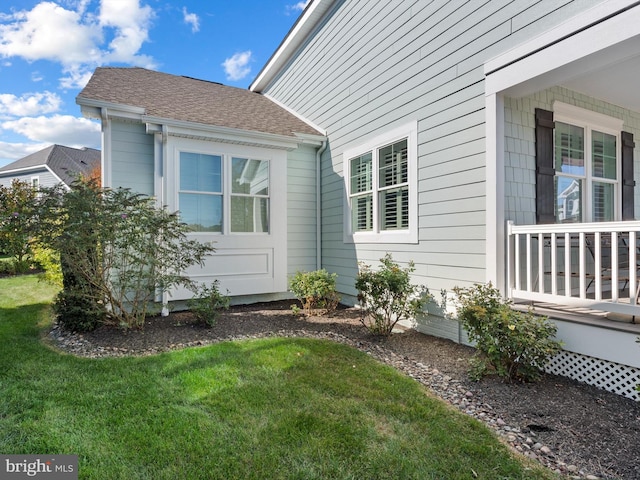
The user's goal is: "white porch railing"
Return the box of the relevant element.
[507,221,640,317]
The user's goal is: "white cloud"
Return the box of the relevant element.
[0,141,51,166]
[286,1,311,15]
[222,51,252,82]
[0,92,62,118]
[0,0,156,89]
[2,114,100,147]
[99,0,155,65]
[182,7,199,33]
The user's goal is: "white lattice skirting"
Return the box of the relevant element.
[545,350,640,400]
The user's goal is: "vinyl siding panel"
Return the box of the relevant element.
[287,144,318,275]
[110,120,154,196]
[0,169,59,189]
[263,0,604,332]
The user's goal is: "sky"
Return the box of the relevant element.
[0,0,311,168]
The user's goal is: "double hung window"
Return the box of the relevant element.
[178,151,270,234]
[344,122,417,243]
[554,120,619,223]
[535,103,631,224]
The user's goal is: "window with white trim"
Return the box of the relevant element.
[344,122,418,243]
[553,103,623,223]
[178,151,270,234]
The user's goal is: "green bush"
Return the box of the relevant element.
[289,269,340,315]
[355,254,429,336]
[187,281,230,327]
[453,283,562,382]
[37,180,215,330]
[32,245,62,287]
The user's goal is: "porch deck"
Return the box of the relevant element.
[512,299,640,334]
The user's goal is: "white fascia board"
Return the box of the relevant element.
[143,116,318,151]
[485,0,640,95]
[45,165,70,190]
[249,0,335,92]
[0,165,43,176]
[76,98,146,120]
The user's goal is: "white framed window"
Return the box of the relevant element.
[177,150,270,234]
[553,102,623,223]
[31,176,39,189]
[344,121,418,243]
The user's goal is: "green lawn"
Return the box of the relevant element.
[0,275,557,479]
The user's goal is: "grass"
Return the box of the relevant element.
[0,275,558,479]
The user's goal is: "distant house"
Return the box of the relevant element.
[0,144,101,189]
[78,1,640,399]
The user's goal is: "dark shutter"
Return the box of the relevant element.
[535,108,555,224]
[621,131,635,221]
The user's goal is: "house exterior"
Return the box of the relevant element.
[76,67,325,303]
[0,144,100,189]
[246,0,640,399]
[77,1,640,399]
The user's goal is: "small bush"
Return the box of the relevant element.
[53,289,105,332]
[453,283,562,382]
[187,281,230,327]
[32,246,62,287]
[355,254,429,336]
[289,269,340,315]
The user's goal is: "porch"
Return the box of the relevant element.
[507,221,640,321]
[507,221,640,400]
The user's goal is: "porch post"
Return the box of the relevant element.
[485,92,505,293]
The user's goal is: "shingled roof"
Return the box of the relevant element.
[77,67,322,138]
[0,145,100,186]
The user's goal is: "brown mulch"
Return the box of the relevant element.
[62,301,640,479]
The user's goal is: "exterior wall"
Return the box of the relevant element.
[110,120,154,196]
[504,87,640,225]
[0,169,60,189]
[262,0,602,340]
[287,144,318,276]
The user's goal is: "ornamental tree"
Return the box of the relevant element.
[38,180,215,330]
[0,180,39,272]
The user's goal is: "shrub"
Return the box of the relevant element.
[32,245,63,287]
[355,254,429,336]
[289,269,340,315]
[453,283,562,382]
[187,281,230,327]
[0,180,39,268]
[38,180,215,330]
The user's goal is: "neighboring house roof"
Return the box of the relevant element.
[77,67,322,138]
[0,145,101,186]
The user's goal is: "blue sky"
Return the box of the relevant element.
[0,0,310,168]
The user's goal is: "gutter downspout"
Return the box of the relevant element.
[316,140,327,270]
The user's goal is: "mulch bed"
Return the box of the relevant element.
[50,301,640,479]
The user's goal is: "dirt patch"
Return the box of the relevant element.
[52,301,640,479]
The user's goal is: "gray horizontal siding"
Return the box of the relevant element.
[110,120,154,196]
[0,169,59,189]
[264,0,604,306]
[287,145,318,276]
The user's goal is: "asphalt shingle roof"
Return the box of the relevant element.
[0,145,100,186]
[77,67,322,138]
